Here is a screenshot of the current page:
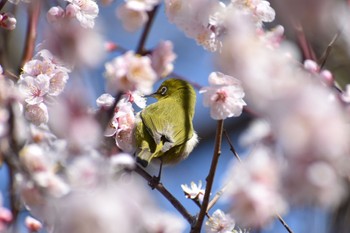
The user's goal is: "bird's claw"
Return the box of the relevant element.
[148,175,160,190]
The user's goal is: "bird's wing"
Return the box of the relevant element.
[140,100,191,154]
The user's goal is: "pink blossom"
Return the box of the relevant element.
[200,72,246,120]
[181,180,205,201]
[105,98,136,153]
[25,216,42,232]
[24,102,49,125]
[44,18,105,67]
[125,0,160,11]
[18,74,50,105]
[0,207,12,231]
[165,0,224,52]
[0,12,17,30]
[65,0,99,28]
[150,40,177,77]
[104,51,157,95]
[224,146,287,228]
[205,209,236,233]
[19,144,50,173]
[96,93,115,108]
[116,4,148,32]
[230,0,275,27]
[47,6,65,23]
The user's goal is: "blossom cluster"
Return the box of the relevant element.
[17,49,71,125]
[164,0,275,51]
[117,0,160,31]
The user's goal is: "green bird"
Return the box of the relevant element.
[135,78,198,167]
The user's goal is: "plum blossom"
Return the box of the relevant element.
[150,40,177,77]
[230,0,275,27]
[104,51,157,95]
[200,72,246,120]
[181,180,205,200]
[110,153,136,171]
[125,0,160,11]
[141,209,186,233]
[0,194,12,232]
[116,4,148,32]
[0,12,17,30]
[65,0,99,28]
[165,0,225,52]
[117,0,159,32]
[18,74,50,105]
[18,144,70,201]
[206,209,236,233]
[18,49,70,124]
[105,97,136,153]
[25,216,43,232]
[96,93,116,108]
[44,16,105,67]
[47,6,66,23]
[223,146,287,228]
[303,59,334,86]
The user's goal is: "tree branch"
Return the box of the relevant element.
[0,0,8,11]
[136,5,160,55]
[191,120,224,233]
[319,30,341,69]
[133,165,195,225]
[19,1,41,71]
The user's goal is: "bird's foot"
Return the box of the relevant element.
[148,175,160,190]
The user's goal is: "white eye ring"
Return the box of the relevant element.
[160,86,167,95]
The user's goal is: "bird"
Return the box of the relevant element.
[134,78,198,168]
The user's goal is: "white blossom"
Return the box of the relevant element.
[104,51,157,95]
[181,180,205,200]
[224,146,287,228]
[0,12,17,30]
[116,4,148,32]
[150,40,177,77]
[96,93,115,108]
[200,72,246,120]
[206,209,236,233]
[65,0,99,28]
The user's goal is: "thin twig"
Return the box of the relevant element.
[223,130,241,162]
[207,183,229,212]
[134,165,195,224]
[224,133,295,233]
[206,130,240,211]
[19,1,41,71]
[292,20,316,61]
[319,30,341,69]
[136,5,160,55]
[276,214,294,233]
[0,0,8,11]
[191,120,224,233]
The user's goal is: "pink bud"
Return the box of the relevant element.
[320,69,334,86]
[0,13,16,30]
[47,6,65,23]
[25,216,42,232]
[303,59,319,73]
[0,207,12,224]
[104,41,118,52]
[65,4,79,18]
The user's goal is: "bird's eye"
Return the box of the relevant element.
[160,86,167,95]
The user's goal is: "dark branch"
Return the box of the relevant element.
[136,5,160,55]
[191,120,224,233]
[19,1,41,71]
[0,0,8,11]
[134,165,195,225]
